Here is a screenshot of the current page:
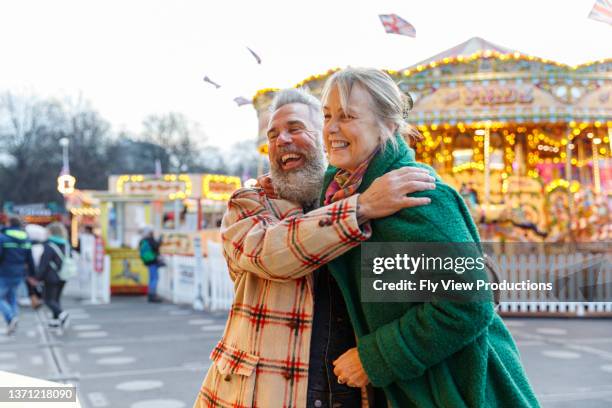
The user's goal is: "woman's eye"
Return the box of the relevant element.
[289,128,300,133]
[323,114,331,121]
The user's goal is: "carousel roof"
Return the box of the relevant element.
[405,36,517,69]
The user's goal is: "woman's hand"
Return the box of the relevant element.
[357,167,435,221]
[256,173,277,199]
[332,347,370,388]
[26,276,40,286]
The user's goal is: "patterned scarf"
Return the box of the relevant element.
[324,147,380,205]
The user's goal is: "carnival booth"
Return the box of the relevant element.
[94,173,241,294]
[253,37,611,243]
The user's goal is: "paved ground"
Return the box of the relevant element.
[2,296,612,408]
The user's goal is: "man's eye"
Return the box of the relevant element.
[324,114,331,121]
[268,133,278,140]
[289,128,301,133]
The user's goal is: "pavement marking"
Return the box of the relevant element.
[88,392,110,407]
[73,324,102,331]
[67,308,87,314]
[116,380,164,391]
[30,355,44,365]
[88,346,125,355]
[538,387,612,402]
[0,351,17,359]
[514,340,546,346]
[188,319,215,325]
[169,310,191,316]
[542,350,582,359]
[26,330,36,338]
[502,320,526,327]
[67,353,81,363]
[0,363,17,370]
[566,344,612,361]
[536,328,568,336]
[601,364,612,373]
[131,399,185,408]
[201,325,227,332]
[0,363,17,371]
[96,356,136,365]
[77,331,109,338]
[81,363,210,380]
[70,314,92,320]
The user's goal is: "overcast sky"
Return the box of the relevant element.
[1,0,610,150]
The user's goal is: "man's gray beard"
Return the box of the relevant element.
[270,148,327,209]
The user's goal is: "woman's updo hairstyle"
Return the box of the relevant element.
[320,67,422,151]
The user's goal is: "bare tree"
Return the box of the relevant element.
[141,113,205,173]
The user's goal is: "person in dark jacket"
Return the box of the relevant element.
[37,222,71,329]
[0,216,35,334]
[138,225,163,303]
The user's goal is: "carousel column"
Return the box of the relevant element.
[592,136,602,195]
[565,131,574,241]
[483,124,491,205]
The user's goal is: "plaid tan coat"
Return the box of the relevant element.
[194,187,370,408]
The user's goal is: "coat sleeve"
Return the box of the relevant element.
[357,186,495,387]
[25,248,36,278]
[221,188,371,282]
[37,246,52,281]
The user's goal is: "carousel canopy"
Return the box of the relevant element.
[405,37,517,70]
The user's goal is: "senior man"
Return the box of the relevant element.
[194,89,435,408]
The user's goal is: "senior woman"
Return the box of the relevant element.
[320,67,538,408]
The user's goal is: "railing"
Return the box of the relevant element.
[158,242,234,311]
[495,252,612,316]
[158,251,612,316]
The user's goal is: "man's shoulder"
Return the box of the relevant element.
[229,187,265,201]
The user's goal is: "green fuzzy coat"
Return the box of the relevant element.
[321,136,539,408]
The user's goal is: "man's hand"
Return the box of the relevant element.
[357,167,435,222]
[256,174,277,199]
[333,347,370,388]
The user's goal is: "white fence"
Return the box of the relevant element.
[495,252,612,316]
[158,241,234,311]
[64,252,111,304]
[156,250,612,316]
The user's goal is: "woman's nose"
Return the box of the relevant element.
[326,118,339,134]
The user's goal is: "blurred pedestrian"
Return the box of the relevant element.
[138,225,163,303]
[24,224,48,309]
[38,222,72,329]
[0,216,36,335]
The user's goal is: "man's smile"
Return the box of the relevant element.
[279,153,305,170]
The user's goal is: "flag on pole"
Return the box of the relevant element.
[588,0,612,26]
[379,14,416,37]
[246,47,262,64]
[233,96,252,106]
[203,76,221,89]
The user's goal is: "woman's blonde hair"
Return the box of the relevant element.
[47,222,68,240]
[320,67,421,151]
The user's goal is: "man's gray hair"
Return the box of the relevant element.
[269,88,323,130]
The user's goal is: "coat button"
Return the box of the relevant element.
[326,219,333,226]
[318,219,327,227]
[314,400,323,407]
[283,370,292,380]
[223,374,231,382]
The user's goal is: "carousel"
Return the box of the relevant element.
[252,37,611,243]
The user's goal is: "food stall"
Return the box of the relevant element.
[93,173,241,294]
